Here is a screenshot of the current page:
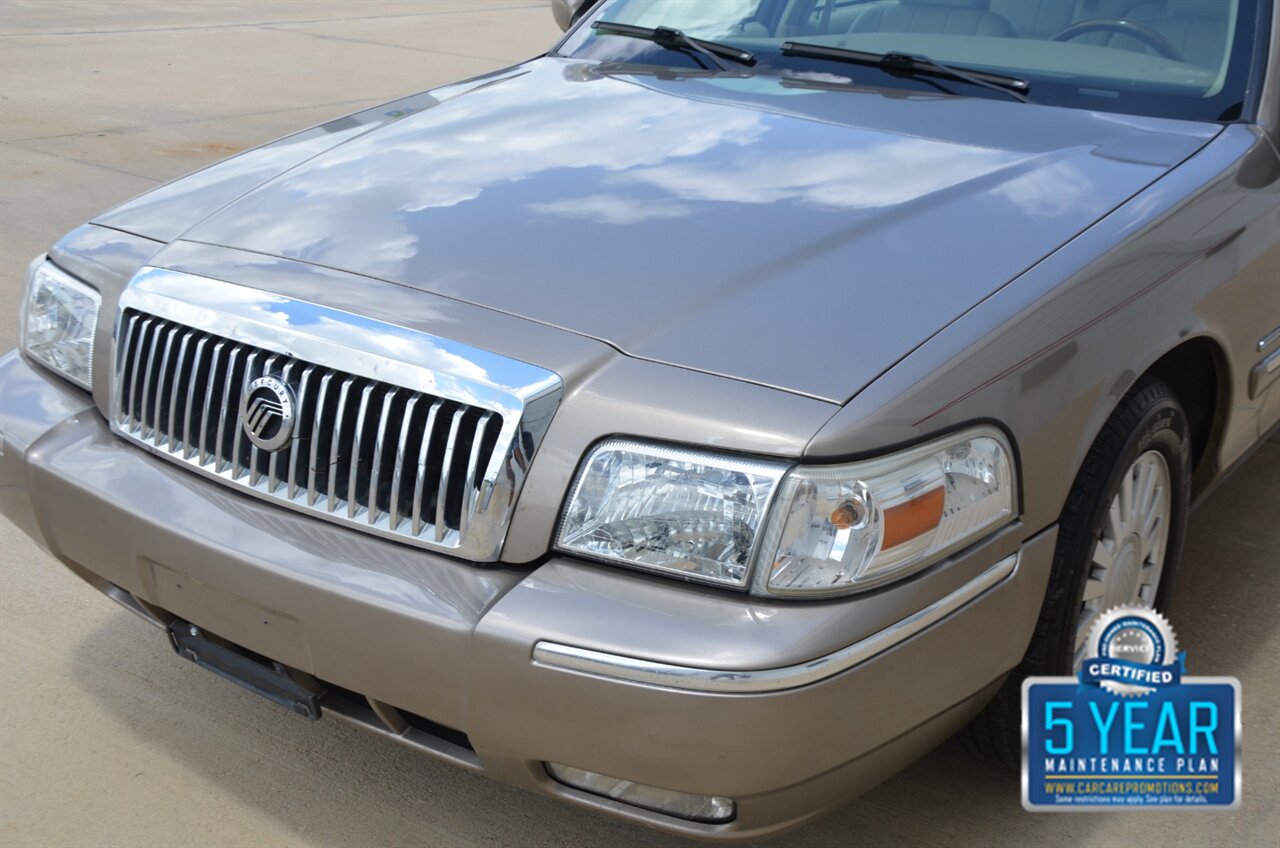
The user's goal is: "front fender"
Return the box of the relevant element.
[807,125,1275,538]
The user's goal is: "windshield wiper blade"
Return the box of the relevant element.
[780,42,1030,102]
[592,21,756,72]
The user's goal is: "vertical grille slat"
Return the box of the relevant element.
[151,326,180,447]
[458,412,493,539]
[167,330,194,454]
[388,395,420,531]
[115,314,141,426]
[248,354,278,487]
[112,308,509,553]
[182,335,209,459]
[367,388,399,526]
[288,365,316,499]
[328,376,357,512]
[308,372,335,506]
[137,321,164,438]
[128,318,157,429]
[232,350,262,479]
[263,358,295,491]
[412,400,444,538]
[435,408,467,543]
[214,346,242,473]
[347,383,377,520]
[199,340,226,466]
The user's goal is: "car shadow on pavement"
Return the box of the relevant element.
[68,444,1275,847]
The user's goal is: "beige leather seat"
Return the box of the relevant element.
[988,0,1082,38]
[988,0,1229,68]
[849,0,1017,37]
[1131,0,1231,68]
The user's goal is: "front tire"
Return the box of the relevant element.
[958,376,1192,766]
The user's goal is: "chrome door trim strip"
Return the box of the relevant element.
[1249,347,1280,399]
[533,552,1019,694]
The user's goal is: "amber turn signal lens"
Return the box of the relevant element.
[829,498,865,530]
[762,428,1015,596]
[881,487,944,549]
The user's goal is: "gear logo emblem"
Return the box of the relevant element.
[1080,605,1182,696]
[238,375,295,452]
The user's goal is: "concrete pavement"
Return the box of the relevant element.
[1,2,1276,846]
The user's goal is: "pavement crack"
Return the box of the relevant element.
[1,140,163,183]
[3,97,379,144]
[259,24,514,64]
[0,3,542,38]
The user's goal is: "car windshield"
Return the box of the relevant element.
[557,0,1268,122]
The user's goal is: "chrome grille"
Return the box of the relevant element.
[114,309,508,550]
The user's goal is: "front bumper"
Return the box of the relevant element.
[1,350,1056,840]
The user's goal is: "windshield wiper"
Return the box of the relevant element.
[780,42,1030,102]
[592,21,756,72]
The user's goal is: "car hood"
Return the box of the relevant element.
[97,58,1219,403]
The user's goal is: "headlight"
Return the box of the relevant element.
[756,427,1015,596]
[20,258,100,390]
[555,439,788,588]
[556,427,1016,597]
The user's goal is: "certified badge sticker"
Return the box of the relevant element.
[1082,607,1182,696]
[1022,605,1241,810]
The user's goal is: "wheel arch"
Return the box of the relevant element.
[1133,335,1232,500]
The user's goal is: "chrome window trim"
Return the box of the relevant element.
[532,552,1018,693]
[111,266,563,562]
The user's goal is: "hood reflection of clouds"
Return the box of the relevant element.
[97,122,369,241]
[621,139,1019,210]
[991,158,1095,218]
[194,64,769,278]
[190,59,1102,277]
[128,56,1194,405]
[183,57,1131,295]
[529,194,693,224]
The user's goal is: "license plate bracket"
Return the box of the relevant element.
[167,619,323,720]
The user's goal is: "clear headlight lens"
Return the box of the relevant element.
[555,439,788,588]
[557,428,1016,597]
[20,259,100,390]
[757,428,1015,596]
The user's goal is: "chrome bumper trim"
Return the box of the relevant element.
[533,553,1019,693]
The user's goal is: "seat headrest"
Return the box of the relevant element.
[1163,0,1229,18]
[900,0,990,7]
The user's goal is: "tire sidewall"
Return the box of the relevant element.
[1055,389,1192,672]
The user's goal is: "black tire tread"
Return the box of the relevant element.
[955,376,1186,767]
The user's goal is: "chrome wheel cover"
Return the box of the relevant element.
[1072,449,1172,670]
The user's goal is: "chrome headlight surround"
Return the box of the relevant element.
[19,257,101,391]
[556,426,1017,597]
